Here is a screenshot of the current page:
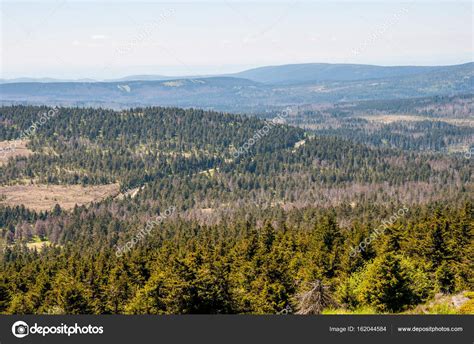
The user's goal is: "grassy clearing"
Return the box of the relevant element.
[0,183,120,211]
[322,306,377,315]
[26,240,52,251]
[357,114,474,127]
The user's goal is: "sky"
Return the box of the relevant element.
[1,0,473,79]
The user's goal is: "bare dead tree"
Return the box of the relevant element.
[295,280,339,315]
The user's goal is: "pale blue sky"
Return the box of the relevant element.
[1,1,472,79]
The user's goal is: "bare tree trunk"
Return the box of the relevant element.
[295,280,338,315]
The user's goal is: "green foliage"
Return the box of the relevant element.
[322,306,377,314]
[0,105,472,315]
[343,253,432,313]
[354,254,412,312]
[435,261,456,294]
[0,203,471,314]
[458,299,474,314]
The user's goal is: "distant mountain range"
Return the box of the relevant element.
[230,63,448,85]
[2,63,471,84]
[1,62,472,112]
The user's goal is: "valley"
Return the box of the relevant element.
[0,98,472,315]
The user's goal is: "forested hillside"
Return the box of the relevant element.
[1,63,472,112]
[1,202,472,314]
[277,94,474,153]
[0,105,472,314]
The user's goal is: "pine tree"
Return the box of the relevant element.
[358,253,414,312]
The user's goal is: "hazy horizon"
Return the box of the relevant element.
[0,60,473,82]
[1,0,472,79]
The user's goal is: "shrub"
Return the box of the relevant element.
[341,254,432,313]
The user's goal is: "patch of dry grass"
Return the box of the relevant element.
[357,115,474,127]
[26,241,52,251]
[405,292,473,314]
[0,183,120,211]
[0,140,33,166]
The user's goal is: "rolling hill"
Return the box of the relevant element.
[1,63,472,112]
